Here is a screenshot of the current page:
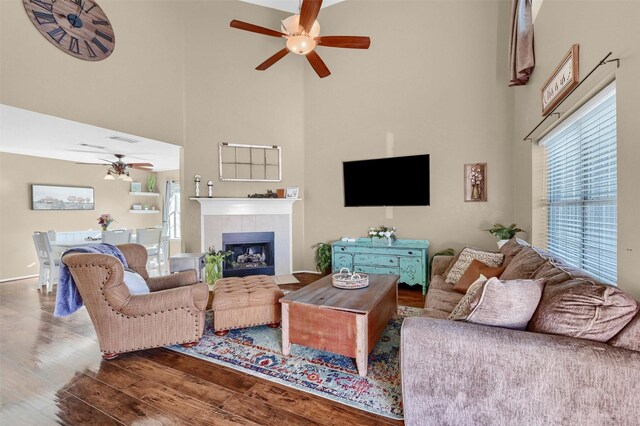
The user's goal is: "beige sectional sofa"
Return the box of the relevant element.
[401,238,640,425]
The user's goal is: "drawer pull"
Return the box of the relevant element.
[408,251,413,255]
[341,247,345,251]
[390,259,394,263]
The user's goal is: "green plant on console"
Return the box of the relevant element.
[486,223,524,240]
[205,246,232,288]
[314,242,332,275]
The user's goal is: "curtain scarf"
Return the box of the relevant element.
[509,0,535,86]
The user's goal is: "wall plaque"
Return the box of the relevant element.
[541,44,579,116]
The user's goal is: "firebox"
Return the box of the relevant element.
[222,232,275,277]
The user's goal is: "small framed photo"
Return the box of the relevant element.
[464,163,487,202]
[130,182,142,192]
[285,186,299,199]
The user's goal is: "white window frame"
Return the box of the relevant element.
[539,81,617,284]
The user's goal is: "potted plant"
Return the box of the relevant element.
[314,242,332,275]
[486,223,524,248]
[205,246,232,289]
[147,174,156,193]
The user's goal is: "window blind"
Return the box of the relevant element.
[540,82,617,284]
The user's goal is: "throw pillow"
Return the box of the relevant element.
[448,276,487,321]
[528,279,638,342]
[453,259,506,294]
[449,277,544,330]
[445,247,504,284]
[499,247,546,280]
[123,270,150,295]
[608,309,640,352]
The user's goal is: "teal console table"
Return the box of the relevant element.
[331,238,430,294]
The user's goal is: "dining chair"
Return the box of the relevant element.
[101,229,133,245]
[135,228,163,275]
[32,231,58,293]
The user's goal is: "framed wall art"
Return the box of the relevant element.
[31,184,95,210]
[464,163,487,202]
[541,44,579,116]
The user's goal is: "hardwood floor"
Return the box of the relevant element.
[0,274,425,425]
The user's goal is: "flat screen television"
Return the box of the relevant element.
[343,154,430,207]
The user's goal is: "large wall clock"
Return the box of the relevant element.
[23,0,115,61]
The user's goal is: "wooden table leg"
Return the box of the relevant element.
[355,314,368,377]
[281,303,291,356]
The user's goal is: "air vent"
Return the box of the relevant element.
[108,135,140,144]
[79,143,106,149]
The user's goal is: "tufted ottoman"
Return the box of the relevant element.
[211,275,284,335]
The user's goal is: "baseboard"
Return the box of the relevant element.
[292,270,322,275]
[0,274,38,283]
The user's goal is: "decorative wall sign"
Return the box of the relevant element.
[541,44,579,116]
[464,163,487,202]
[31,184,95,210]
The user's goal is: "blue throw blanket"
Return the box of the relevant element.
[54,243,128,317]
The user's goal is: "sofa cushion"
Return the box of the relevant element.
[445,247,504,284]
[453,259,506,294]
[500,247,546,280]
[528,279,638,342]
[428,275,456,293]
[425,276,465,313]
[608,309,640,352]
[449,277,544,330]
[499,237,530,268]
[531,261,573,287]
[419,307,450,320]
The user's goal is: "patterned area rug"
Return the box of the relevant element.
[167,305,420,419]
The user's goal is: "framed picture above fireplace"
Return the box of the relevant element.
[218,143,282,182]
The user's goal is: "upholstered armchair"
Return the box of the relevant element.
[62,243,208,359]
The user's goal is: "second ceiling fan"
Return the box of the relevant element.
[230,0,370,78]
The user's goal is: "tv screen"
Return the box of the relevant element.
[343,154,430,207]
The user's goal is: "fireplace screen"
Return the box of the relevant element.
[222,232,275,277]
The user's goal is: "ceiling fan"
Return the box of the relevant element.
[77,154,153,182]
[230,0,370,78]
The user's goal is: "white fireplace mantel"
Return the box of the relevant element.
[191,197,300,274]
[190,197,299,216]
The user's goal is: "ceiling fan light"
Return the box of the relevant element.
[104,171,115,180]
[122,173,133,182]
[281,15,320,37]
[286,35,316,55]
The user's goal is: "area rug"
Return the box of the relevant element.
[167,305,420,419]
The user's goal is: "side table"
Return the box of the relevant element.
[169,253,206,282]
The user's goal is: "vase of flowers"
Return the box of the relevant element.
[98,214,114,231]
[469,166,483,200]
[368,225,397,246]
[205,246,232,289]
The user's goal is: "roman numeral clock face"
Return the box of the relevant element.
[23,0,115,61]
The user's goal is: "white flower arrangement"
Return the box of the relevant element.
[368,225,397,240]
[469,167,483,185]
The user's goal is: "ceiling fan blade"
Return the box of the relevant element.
[98,158,115,164]
[230,20,286,38]
[306,50,331,78]
[256,48,290,71]
[127,162,153,167]
[130,165,154,171]
[299,0,322,34]
[75,162,108,166]
[315,36,371,49]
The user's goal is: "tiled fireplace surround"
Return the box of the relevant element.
[192,198,298,275]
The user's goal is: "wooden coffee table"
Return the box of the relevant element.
[280,274,398,377]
